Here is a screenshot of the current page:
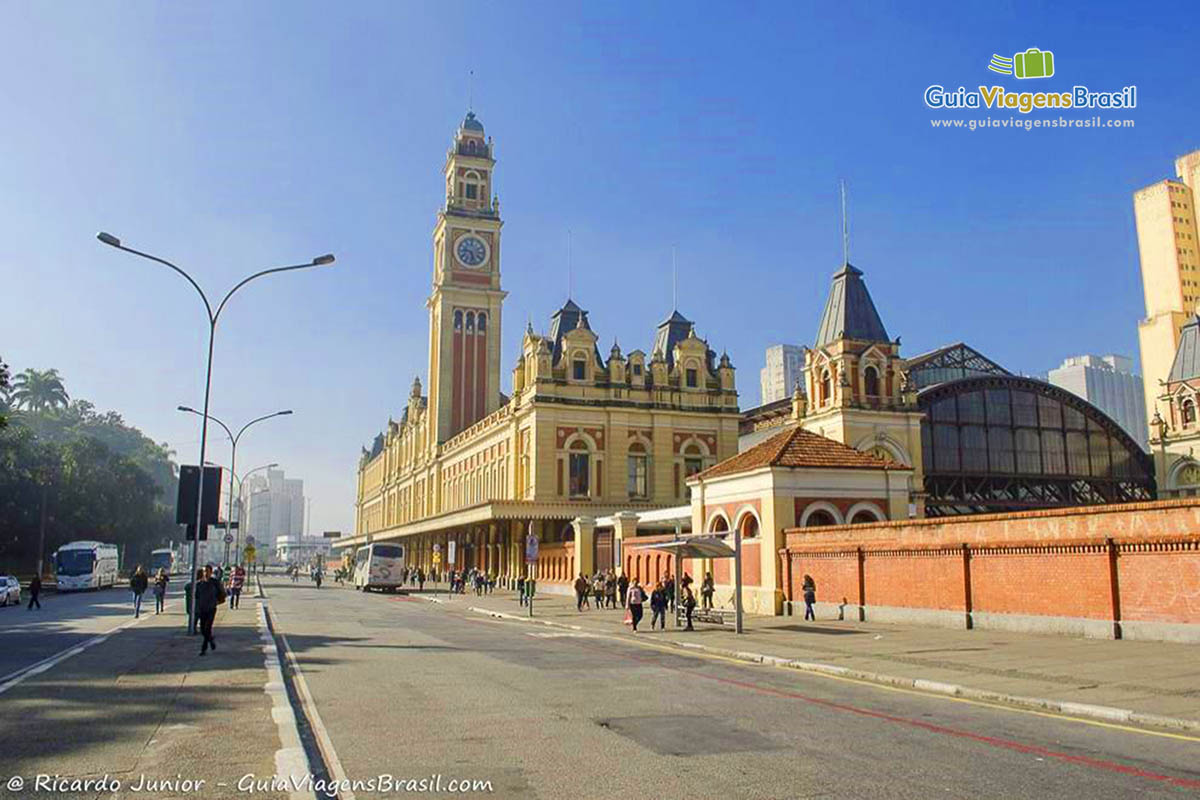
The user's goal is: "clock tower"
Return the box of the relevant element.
[427,111,507,443]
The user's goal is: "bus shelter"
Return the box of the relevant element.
[633,532,744,633]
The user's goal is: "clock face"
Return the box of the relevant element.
[455,235,488,268]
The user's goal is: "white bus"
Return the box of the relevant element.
[353,543,406,592]
[54,541,119,591]
[150,546,185,575]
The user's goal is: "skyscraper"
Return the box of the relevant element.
[1134,149,1200,439]
[1047,354,1148,449]
[759,344,805,405]
[241,467,304,558]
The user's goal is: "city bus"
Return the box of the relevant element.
[149,546,185,575]
[54,541,120,591]
[353,543,406,592]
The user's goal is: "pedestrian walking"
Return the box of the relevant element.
[650,581,668,630]
[592,574,604,610]
[517,575,526,606]
[153,569,168,614]
[626,579,646,631]
[803,576,817,621]
[664,573,676,613]
[604,572,617,608]
[683,584,697,631]
[574,573,590,611]
[618,572,630,609]
[27,573,42,610]
[228,566,245,609]
[195,566,226,655]
[130,566,149,618]
[701,572,714,610]
[417,567,425,591]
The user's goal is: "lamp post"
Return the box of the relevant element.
[179,407,291,565]
[97,231,332,633]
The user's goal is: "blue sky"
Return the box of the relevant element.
[2,1,1194,533]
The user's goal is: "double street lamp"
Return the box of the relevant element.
[97,231,333,634]
[180,406,291,565]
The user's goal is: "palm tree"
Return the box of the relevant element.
[11,368,70,413]
[0,356,10,427]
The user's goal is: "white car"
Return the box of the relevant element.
[0,576,20,607]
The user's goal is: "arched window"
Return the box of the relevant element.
[709,515,729,533]
[453,310,463,331]
[477,313,487,333]
[568,439,590,498]
[850,509,880,524]
[864,365,880,397]
[627,442,648,499]
[573,358,587,381]
[820,369,831,405]
[465,311,475,333]
[805,510,837,527]
[463,170,481,200]
[1183,399,1196,425]
[683,443,704,500]
[739,514,759,539]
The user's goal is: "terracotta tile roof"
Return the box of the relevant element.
[696,425,901,480]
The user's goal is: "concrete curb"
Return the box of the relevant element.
[418,596,1200,735]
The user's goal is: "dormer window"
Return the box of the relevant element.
[686,367,698,388]
[573,358,587,380]
[820,369,831,405]
[632,364,642,376]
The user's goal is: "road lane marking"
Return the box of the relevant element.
[260,580,356,800]
[0,603,169,696]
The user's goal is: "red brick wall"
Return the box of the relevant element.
[969,546,1111,619]
[781,499,1200,633]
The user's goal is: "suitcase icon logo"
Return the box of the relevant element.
[988,48,1055,79]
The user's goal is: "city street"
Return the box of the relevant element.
[262,576,1200,798]
[2,575,1199,798]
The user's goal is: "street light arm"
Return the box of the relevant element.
[233,410,293,446]
[214,261,331,324]
[180,406,234,442]
[99,237,215,323]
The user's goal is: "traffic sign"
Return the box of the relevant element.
[525,531,539,564]
[447,540,457,565]
[246,536,255,546]
[432,551,442,564]
[433,543,441,553]
[224,533,234,544]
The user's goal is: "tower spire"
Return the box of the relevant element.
[468,69,474,112]
[567,229,573,301]
[840,178,850,266]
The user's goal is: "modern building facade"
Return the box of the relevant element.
[1048,354,1148,449]
[1134,149,1200,440]
[242,467,304,557]
[343,112,742,576]
[759,344,805,405]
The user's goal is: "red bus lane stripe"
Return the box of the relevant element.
[570,637,1200,790]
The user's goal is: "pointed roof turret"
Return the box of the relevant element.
[547,299,602,364]
[1168,315,1200,382]
[652,309,694,370]
[814,263,890,347]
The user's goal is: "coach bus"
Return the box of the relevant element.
[353,543,406,592]
[149,546,185,575]
[54,541,120,591]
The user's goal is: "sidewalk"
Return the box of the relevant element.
[0,598,288,800]
[428,588,1200,732]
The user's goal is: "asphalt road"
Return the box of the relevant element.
[263,576,1200,799]
[0,581,169,682]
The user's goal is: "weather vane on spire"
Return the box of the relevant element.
[468,69,474,112]
[567,229,573,301]
[672,245,678,312]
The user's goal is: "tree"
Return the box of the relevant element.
[0,355,10,428]
[11,368,69,413]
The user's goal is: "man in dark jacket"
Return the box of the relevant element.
[650,582,668,630]
[27,574,41,610]
[194,566,225,655]
[617,573,630,609]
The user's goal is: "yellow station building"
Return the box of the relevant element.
[341,112,743,579]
